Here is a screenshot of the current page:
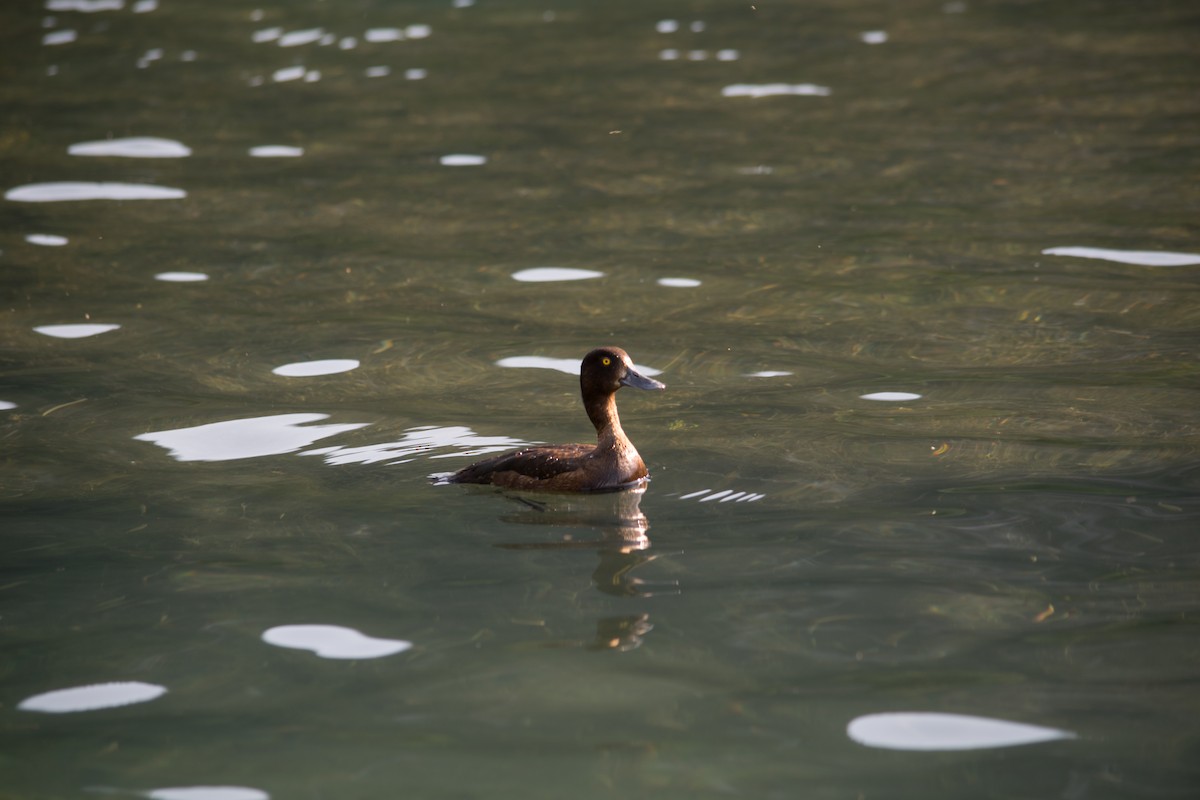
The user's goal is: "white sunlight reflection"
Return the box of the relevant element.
[155,271,209,282]
[147,788,268,800]
[34,323,120,338]
[1041,246,1200,267]
[496,356,663,377]
[722,83,832,98]
[68,137,191,158]
[847,712,1076,751]
[134,413,370,462]
[18,681,167,713]
[511,267,603,282]
[302,425,531,465]
[860,391,922,401]
[272,359,360,377]
[262,625,412,660]
[6,182,186,202]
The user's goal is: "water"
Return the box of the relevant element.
[2,0,1198,797]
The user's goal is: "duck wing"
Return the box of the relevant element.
[450,443,594,485]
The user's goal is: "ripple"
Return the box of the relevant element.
[272,359,359,377]
[68,136,191,158]
[657,277,701,287]
[847,712,1075,751]
[34,323,121,338]
[262,624,412,660]
[440,154,487,166]
[147,788,269,800]
[26,233,68,246]
[1041,246,1200,267]
[6,182,186,202]
[678,488,765,503]
[722,83,832,98]
[18,681,167,713]
[308,424,531,465]
[511,266,603,282]
[135,413,371,462]
[155,271,209,282]
[860,391,922,401]
[249,145,303,157]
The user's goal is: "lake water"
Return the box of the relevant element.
[2,0,1198,797]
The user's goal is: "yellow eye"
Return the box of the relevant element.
[601,357,612,366]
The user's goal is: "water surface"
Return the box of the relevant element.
[2,1,1198,797]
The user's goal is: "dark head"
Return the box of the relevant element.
[580,347,666,398]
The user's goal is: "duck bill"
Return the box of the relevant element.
[621,368,666,391]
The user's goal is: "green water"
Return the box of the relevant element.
[2,0,1198,797]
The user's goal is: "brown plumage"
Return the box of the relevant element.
[449,347,665,492]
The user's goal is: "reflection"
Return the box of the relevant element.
[6,182,186,202]
[511,267,603,282]
[272,358,359,377]
[18,681,167,713]
[657,277,701,287]
[722,83,832,98]
[35,323,120,338]
[146,788,269,800]
[496,354,662,377]
[0,400,16,410]
[493,486,672,651]
[135,413,371,462]
[68,136,191,158]
[278,28,325,47]
[249,145,303,157]
[310,425,531,465]
[261,624,411,659]
[252,27,282,43]
[860,30,888,44]
[1041,246,1200,267]
[677,488,766,503]
[439,154,487,166]
[155,271,208,282]
[590,614,653,652]
[860,391,922,401]
[46,0,123,10]
[26,233,68,246]
[43,29,77,46]
[847,711,1076,751]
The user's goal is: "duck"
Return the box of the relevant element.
[449,347,665,492]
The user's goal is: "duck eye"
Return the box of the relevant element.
[601,357,612,366]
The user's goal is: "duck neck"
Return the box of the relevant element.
[586,392,626,448]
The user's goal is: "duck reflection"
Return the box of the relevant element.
[492,485,671,651]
